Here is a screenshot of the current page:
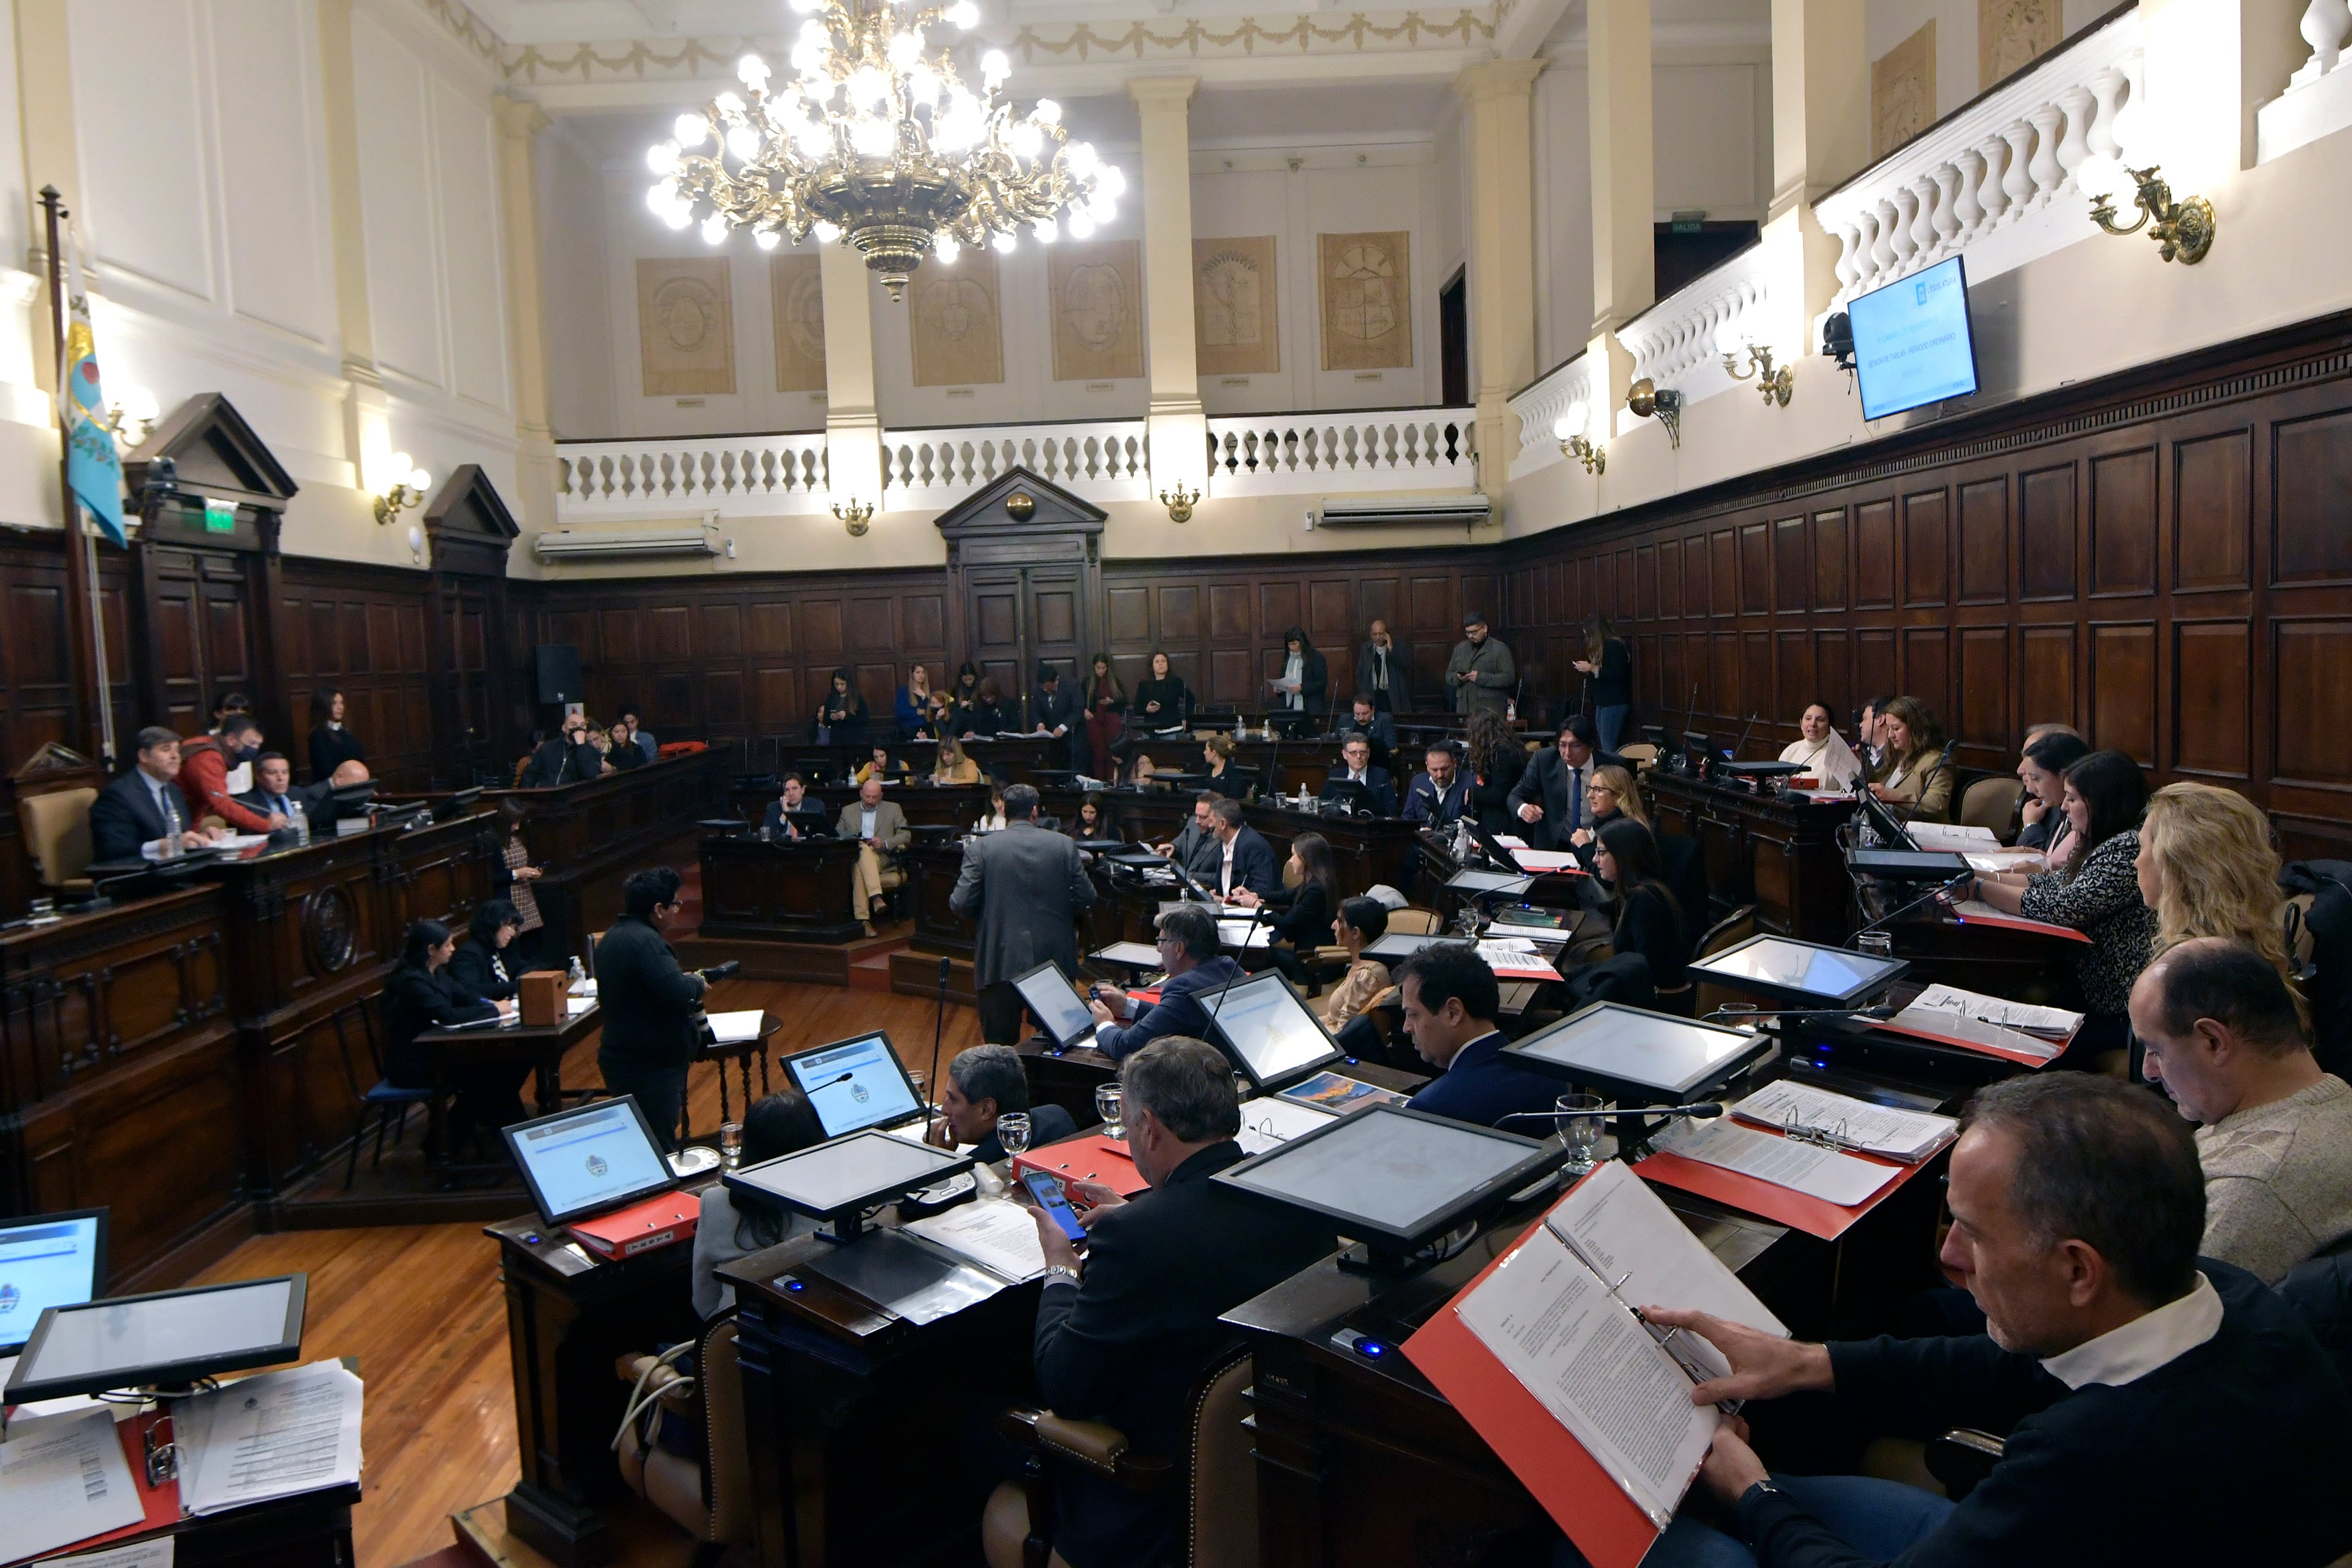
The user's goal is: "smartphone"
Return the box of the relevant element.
[1020,1169,1089,1243]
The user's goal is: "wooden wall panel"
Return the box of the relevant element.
[279,560,438,790]
[2089,448,2158,597]
[2175,621,2249,778]
[2273,410,2352,584]
[2174,430,2250,592]
[1958,478,2008,604]
[2020,464,2077,600]
[2274,620,2352,786]
[1901,489,1948,608]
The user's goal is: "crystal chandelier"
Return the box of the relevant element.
[644,0,1123,301]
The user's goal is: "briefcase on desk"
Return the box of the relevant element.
[518,970,568,1026]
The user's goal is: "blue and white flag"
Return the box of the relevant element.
[57,231,126,547]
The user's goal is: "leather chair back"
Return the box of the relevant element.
[1387,907,1443,936]
[700,1316,752,1544]
[1958,776,2024,840]
[1185,1351,1257,1568]
[21,786,97,885]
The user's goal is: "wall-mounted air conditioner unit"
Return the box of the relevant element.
[534,522,722,562]
[1313,494,1493,528]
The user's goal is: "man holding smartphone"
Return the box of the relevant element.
[1018,1038,1335,1568]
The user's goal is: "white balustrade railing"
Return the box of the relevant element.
[1620,241,1779,420]
[1508,353,1598,479]
[1206,408,1478,496]
[883,420,1149,506]
[558,433,828,520]
[1816,7,2142,321]
[2257,0,2352,162]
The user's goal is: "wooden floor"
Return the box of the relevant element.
[195,980,987,1568]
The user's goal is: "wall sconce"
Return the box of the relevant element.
[1158,482,1200,523]
[104,386,160,450]
[833,496,874,536]
[1722,343,1793,408]
[373,451,432,526]
[1627,378,1682,450]
[2082,159,2213,264]
[1552,400,1605,474]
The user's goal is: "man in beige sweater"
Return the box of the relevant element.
[2129,937,2352,1284]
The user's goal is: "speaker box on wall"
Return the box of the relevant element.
[535,644,582,706]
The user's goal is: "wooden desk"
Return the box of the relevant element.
[420,1003,603,1174]
[1646,771,1852,940]
[697,834,864,944]
[486,1205,708,1567]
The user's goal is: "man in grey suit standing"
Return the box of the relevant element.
[1444,610,1516,717]
[951,782,1098,1043]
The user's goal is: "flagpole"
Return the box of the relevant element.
[40,185,105,768]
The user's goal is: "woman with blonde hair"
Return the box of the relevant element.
[2137,782,2294,979]
[1867,695,1953,822]
[931,734,981,786]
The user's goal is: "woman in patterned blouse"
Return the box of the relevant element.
[1972,749,2154,1070]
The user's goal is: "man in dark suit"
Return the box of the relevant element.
[1031,664,1085,768]
[951,783,1097,1044]
[89,726,211,862]
[592,866,718,1148]
[299,758,370,818]
[523,710,605,787]
[1322,730,1398,816]
[1206,798,1277,900]
[1646,1072,2352,1567]
[759,773,830,838]
[238,752,305,826]
[1345,693,1398,766]
[933,1043,1077,1161]
[1354,619,1411,714]
[1088,904,1241,1062]
[1401,742,1472,829]
[1506,716,1597,850]
[1024,1037,1337,1568]
[1151,792,1224,882]
[1400,944,1559,1128]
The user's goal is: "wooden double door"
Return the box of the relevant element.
[962,563,1087,726]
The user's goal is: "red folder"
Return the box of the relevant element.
[1872,1016,2068,1069]
[1952,906,2091,942]
[1013,1134,1148,1196]
[1401,1168,1664,1568]
[1635,1133,1926,1241]
[570,1190,701,1258]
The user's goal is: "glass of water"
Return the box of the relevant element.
[909,1069,930,1112]
[997,1112,1031,1158]
[718,1121,744,1168]
[1095,1084,1126,1141]
[1555,1093,1604,1176]
[1856,931,1895,960]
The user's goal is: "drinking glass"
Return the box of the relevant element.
[1555,1093,1604,1176]
[718,1121,744,1169]
[1856,932,1895,961]
[909,1069,930,1113]
[997,1112,1032,1158]
[1095,1084,1126,1141]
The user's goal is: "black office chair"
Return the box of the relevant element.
[332,997,431,1190]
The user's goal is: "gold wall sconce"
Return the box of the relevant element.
[373,451,432,526]
[1158,482,1200,523]
[104,386,160,450]
[2084,161,2213,264]
[832,496,875,536]
[1722,343,1793,407]
[1627,378,1682,450]
[1551,401,1605,474]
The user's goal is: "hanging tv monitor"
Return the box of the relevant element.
[1848,255,1978,422]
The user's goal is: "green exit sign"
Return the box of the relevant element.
[203,500,235,533]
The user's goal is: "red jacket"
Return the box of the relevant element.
[178,735,276,834]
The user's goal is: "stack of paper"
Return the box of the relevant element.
[1881,984,2079,1064]
[1904,822,1999,853]
[1475,938,1562,982]
[1507,849,1584,874]
[1730,1080,1956,1163]
[704,1010,766,1046]
[174,1360,364,1517]
[1236,1095,1338,1154]
[903,1199,1049,1283]
[1651,1118,1900,1207]
[0,1409,145,1562]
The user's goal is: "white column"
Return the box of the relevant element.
[818,243,883,508]
[1764,0,1867,364]
[316,0,388,500]
[1586,0,1655,430]
[1455,59,1544,501]
[494,97,558,531]
[1127,75,1207,498]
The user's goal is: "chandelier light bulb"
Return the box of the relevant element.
[850,65,890,108]
[1033,217,1057,242]
[851,117,895,156]
[1010,121,1043,159]
[948,0,979,25]
[1087,195,1116,224]
[1033,99,1061,125]
[674,113,710,146]
[812,219,843,241]
[647,141,680,175]
[887,31,922,67]
[907,64,940,105]
[754,228,781,249]
[700,213,729,245]
[1097,164,1126,197]
[798,19,828,45]
[714,91,745,115]
[794,118,833,157]
[935,234,961,261]
[981,49,1010,83]
[726,124,760,161]
[646,181,674,214]
[663,202,693,230]
[1067,213,1095,239]
[992,232,1016,253]
[738,53,771,87]
[1063,139,1097,175]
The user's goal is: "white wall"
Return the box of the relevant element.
[539,121,618,440]
[1865,0,2120,119]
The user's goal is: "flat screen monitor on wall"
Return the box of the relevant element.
[1848,255,1979,422]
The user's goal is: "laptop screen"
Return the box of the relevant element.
[506,1099,675,1225]
[786,1032,926,1138]
[1013,962,1099,1050]
[0,1211,106,1353]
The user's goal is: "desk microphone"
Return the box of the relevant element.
[1729,712,1761,764]
[1850,870,1974,940]
[927,956,952,1115]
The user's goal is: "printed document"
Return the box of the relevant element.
[903,1200,1048,1283]
[174,1361,363,1517]
[0,1409,145,1562]
[1730,1081,1956,1163]
[1235,1095,1337,1155]
[1652,1118,1899,1207]
[705,1010,765,1046]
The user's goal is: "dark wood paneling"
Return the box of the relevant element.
[1958,478,2008,604]
[2089,447,2158,597]
[2175,620,2249,778]
[2274,409,2352,584]
[1901,489,1948,608]
[2174,429,2251,592]
[280,560,440,790]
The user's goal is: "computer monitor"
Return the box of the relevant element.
[3,1275,308,1401]
[1213,1104,1556,1260]
[1012,960,1104,1052]
[0,1208,107,1354]
[503,1096,678,1227]
[328,780,377,818]
[784,1031,927,1138]
[430,786,484,823]
[1467,820,1528,875]
[1850,847,1971,880]
[1854,786,1918,850]
[1686,934,1909,1009]
[1203,970,1345,1090]
[1317,779,1374,816]
[1446,867,1535,897]
[1849,253,1978,422]
[724,1130,971,1234]
[1499,1002,1775,1101]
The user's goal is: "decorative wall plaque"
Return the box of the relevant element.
[1048,239,1143,381]
[910,249,1005,387]
[1978,0,2059,89]
[770,253,826,394]
[636,257,736,397]
[1872,22,1937,159]
[1194,235,1280,376]
[1317,231,1413,373]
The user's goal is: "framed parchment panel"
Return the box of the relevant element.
[1317,231,1412,373]
[1049,239,1143,381]
[770,253,826,394]
[638,257,735,396]
[1195,236,1279,377]
[911,248,1005,387]
[1979,0,2059,89]
[1872,22,1936,159]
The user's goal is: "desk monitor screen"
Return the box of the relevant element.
[3,1275,306,1402]
[786,1032,925,1138]
[1447,868,1534,896]
[1500,1002,1772,1098]
[1850,253,1978,421]
[1365,932,1446,963]
[1215,1104,1550,1247]
[0,1209,107,1353]
[504,1097,677,1226]
[1012,961,1101,1052]
[726,1129,969,1217]
[1204,971,1345,1090]
[1688,934,1908,1008]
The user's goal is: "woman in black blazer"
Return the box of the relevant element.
[385,917,522,1151]
[1594,820,1692,996]
[447,899,524,1001]
[815,668,869,747]
[1234,832,1339,986]
[308,688,365,784]
[1463,709,1528,836]
[1129,650,1189,729]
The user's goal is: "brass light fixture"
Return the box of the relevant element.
[1551,401,1605,474]
[2085,163,2214,264]
[1158,482,1200,523]
[1722,343,1793,408]
[1003,490,1035,520]
[1626,378,1682,450]
[833,496,875,536]
[373,451,433,527]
